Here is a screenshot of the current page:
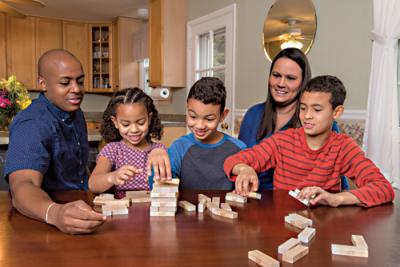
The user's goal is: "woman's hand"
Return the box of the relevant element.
[233,164,259,196]
[108,165,142,186]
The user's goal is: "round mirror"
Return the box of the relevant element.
[263,0,317,61]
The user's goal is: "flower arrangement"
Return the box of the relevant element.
[0,75,31,129]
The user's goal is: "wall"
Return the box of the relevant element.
[186,0,373,111]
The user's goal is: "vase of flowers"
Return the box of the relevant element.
[0,75,32,131]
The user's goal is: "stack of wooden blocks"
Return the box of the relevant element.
[150,179,180,217]
[93,193,130,216]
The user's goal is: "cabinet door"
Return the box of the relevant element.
[6,15,36,89]
[0,13,6,79]
[160,126,187,147]
[62,21,90,91]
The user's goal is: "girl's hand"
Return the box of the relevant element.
[108,165,142,186]
[147,148,172,182]
[297,186,342,207]
[234,165,259,196]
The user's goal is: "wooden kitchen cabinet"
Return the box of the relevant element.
[160,126,186,147]
[5,16,36,89]
[0,13,6,80]
[149,0,186,88]
[62,21,90,91]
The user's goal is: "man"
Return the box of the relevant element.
[4,49,105,234]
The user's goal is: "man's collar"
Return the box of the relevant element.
[39,92,76,124]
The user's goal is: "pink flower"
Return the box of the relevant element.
[0,97,12,108]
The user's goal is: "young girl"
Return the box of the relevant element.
[89,87,165,198]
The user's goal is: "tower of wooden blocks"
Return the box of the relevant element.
[150,179,179,217]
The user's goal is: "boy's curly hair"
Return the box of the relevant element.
[100,87,163,143]
[187,77,226,114]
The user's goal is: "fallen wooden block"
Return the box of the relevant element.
[221,202,232,211]
[288,189,310,206]
[178,200,196,212]
[198,199,207,213]
[278,237,301,254]
[298,227,316,243]
[282,244,309,263]
[248,250,279,267]
[331,235,368,257]
[212,197,220,207]
[288,213,312,227]
[124,190,151,203]
[284,216,309,229]
[225,192,247,203]
[209,207,238,219]
[94,197,130,207]
[247,192,262,200]
[198,194,211,204]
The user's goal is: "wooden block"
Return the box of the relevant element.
[248,250,280,267]
[151,184,179,193]
[198,199,206,213]
[150,206,177,212]
[282,244,309,263]
[225,192,247,203]
[198,194,212,204]
[178,200,196,212]
[278,237,301,254]
[298,227,316,243]
[153,178,180,186]
[98,193,114,199]
[150,192,179,198]
[151,197,177,203]
[209,207,238,219]
[247,192,262,200]
[125,191,151,203]
[288,213,312,227]
[331,244,368,257]
[221,202,232,211]
[351,235,368,249]
[212,197,220,207]
[111,208,129,215]
[151,201,177,207]
[284,216,308,229]
[150,211,176,217]
[102,205,128,216]
[95,198,130,207]
[288,189,310,206]
[206,201,219,212]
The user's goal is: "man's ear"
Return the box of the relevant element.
[333,105,344,120]
[38,76,46,92]
[110,116,118,129]
[220,108,230,122]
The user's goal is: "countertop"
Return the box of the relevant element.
[0,113,186,145]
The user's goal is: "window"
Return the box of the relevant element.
[187,4,236,134]
[398,40,400,125]
[139,58,151,95]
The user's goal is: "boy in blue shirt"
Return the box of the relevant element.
[149,77,246,190]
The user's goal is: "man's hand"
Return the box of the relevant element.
[147,148,172,182]
[48,200,106,234]
[109,165,142,186]
[233,164,259,196]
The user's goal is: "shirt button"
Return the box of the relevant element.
[77,142,80,146]
[79,160,82,165]
[80,180,84,184]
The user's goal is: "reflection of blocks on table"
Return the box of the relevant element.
[298,227,316,243]
[209,207,238,219]
[150,180,179,217]
[331,235,368,258]
[288,189,310,206]
[178,200,196,212]
[248,249,279,267]
[282,244,309,263]
[278,237,301,254]
[225,192,247,203]
[284,213,312,229]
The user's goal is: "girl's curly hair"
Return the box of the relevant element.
[100,87,163,143]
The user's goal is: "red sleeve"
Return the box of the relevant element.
[223,136,278,181]
[340,139,395,207]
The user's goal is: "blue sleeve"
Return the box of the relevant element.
[332,120,340,133]
[4,119,50,180]
[331,120,349,190]
[238,103,264,148]
[226,135,247,150]
[167,135,194,178]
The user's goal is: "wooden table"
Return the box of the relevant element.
[0,190,399,267]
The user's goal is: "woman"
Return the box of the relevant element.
[239,48,345,190]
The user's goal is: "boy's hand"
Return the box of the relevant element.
[48,200,106,234]
[109,165,142,186]
[298,186,360,207]
[234,165,259,196]
[147,148,172,182]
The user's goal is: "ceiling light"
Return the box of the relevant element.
[280,38,303,50]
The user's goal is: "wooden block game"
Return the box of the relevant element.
[288,189,310,206]
[225,192,247,203]
[278,237,301,254]
[331,235,368,257]
[221,202,232,211]
[150,180,179,217]
[298,227,316,243]
[124,190,151,203]
[198,199,206,213]
[178,200,196,212]
[247,192,262,200]
[248,250,280,267]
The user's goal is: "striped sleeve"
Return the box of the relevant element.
[224,136,278,181]
[340,138,395,207]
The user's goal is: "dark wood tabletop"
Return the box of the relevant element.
[0,190,399,267]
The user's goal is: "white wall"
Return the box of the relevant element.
[186,0,373,111]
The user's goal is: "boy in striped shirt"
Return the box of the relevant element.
[224,75,394,207]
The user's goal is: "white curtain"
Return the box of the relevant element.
[363,0,400,188]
